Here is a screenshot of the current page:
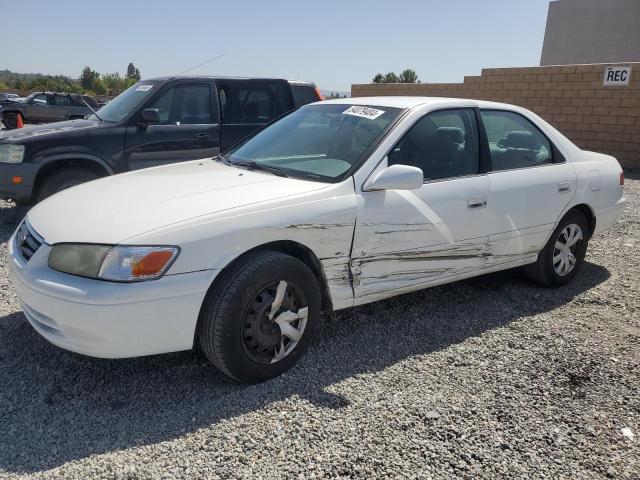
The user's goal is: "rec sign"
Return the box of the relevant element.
[603,66,631,86]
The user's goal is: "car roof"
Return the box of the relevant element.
[144,76,315,85]
[317,96,518,111]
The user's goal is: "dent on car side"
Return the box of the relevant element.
[8,97,625,363]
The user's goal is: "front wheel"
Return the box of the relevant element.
[524,210,589,287]
[36,168,100,202]
[2,112,21,130]
[198,251,321,383]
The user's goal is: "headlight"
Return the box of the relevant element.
[0,145,25,164]
[48,244,179,282]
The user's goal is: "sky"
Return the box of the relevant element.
[0,0,552,93]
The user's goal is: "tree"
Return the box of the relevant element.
[126,63,141,81]
[372,69,419,84]
[80,66,100,90]
[0,81,8,91]
[399,69,419,83]
[383,72,399,83]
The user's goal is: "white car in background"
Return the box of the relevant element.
[8,97,625,383]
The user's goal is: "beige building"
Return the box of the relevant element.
[541,0,640,66]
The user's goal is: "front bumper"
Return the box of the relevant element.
[7,225,216,358]
[0,162,38,203]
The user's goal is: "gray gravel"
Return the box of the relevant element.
[0,176,639,479]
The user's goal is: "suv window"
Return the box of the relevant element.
[481,110,552,171]
[388,108,479,181]
[291,84,320,107]
[53,95,73,106]
[147,84,212,125]
[33,94,50,105]
[219,82,290,124]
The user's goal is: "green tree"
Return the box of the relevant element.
[126,63,141,81]
[398,69,419,83]
[0,81,9,91]
[372,73,385,83]
[383,72,399,83]
[80,66,100,90]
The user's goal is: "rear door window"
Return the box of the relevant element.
[218,81,293,124]
[480,110,553,171]
[291,84,321,107]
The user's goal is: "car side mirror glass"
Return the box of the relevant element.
[364,162,424,191]
[141,108,160,124]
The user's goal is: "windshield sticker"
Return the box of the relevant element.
[135,84,153,92]
[342,105,385,120]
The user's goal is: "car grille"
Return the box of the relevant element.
[15,221,44,262]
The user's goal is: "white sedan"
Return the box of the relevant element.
[8,97,625,383]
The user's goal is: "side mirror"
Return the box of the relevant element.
[141,108,160,124]
[364,163,424,191]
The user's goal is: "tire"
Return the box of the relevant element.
[198,251,321,383]
[524,210,589,287]
[37,167,100,202]
[2,112,20,130]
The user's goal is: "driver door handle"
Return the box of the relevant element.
[195,132,208,138]
[467,197,487,209]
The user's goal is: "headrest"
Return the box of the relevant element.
[502,131,541,150]
[436,127,464,144]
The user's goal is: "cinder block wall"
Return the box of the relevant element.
[352,63,640,169]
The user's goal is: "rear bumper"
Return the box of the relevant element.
[593,197,626,236]
[7,228,217,358]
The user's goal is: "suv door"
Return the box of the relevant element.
[480,109,577,266]
[217,79,294,151]
[52,94,75,121]
[352,108,493,300]
[25,94,54,122]
[123,81,221,170]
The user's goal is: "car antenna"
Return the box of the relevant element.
[175,53,227,75]
[80,96,103,122]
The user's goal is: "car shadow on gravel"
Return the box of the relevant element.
[0,261,610,473]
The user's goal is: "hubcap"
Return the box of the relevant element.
[553,223,583,276]
[241,280,308,364]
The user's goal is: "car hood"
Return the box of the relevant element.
[0,119,103,143]
[27,159,329,245]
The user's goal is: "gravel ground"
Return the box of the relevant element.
[0,177,638,480]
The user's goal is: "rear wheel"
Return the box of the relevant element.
[524,210,589,287]
[36,168,100,202]
[198,251,321,383]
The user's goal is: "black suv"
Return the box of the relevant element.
[0,77,321,203]
[0,92,99,129]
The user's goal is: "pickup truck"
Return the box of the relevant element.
[0,92,99,129]
[0,77,322,203]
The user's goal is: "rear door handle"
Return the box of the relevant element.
[558,182,571,193]
[195,132,208,138]
[467,197,487,209]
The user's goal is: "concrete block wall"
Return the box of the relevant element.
[352,63,640,169]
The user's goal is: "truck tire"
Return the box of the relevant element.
[37,168,100,202]
[198,251,321,383]
[3,112,21,130]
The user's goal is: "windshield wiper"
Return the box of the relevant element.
[228,159,288,177]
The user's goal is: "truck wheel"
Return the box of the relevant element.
[37,168,100,202]
[3,113,21,130]
[524,210,589,287]
[198,251,321,383]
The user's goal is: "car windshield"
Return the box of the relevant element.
[93,81,160,122]
[226,104,402,181]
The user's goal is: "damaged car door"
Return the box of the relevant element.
[351,108,493,301]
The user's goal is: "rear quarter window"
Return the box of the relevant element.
[291,85,321,107]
